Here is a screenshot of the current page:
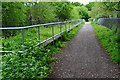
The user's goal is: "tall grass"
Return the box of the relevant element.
[91,22,120,63]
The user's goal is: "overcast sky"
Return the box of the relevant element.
[68,0,92,5]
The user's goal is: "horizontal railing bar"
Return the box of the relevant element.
[1,21,83,53]
[34,33,61,47]
[0,47,3,48]
[0,19,81,30]
[0,51,14,53]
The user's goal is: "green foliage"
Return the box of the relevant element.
[69,3,90,21]
[2,45,55,79]
[2,2,27,27]
[2,2,27,36]
[2,23,84,79]
[89,2,120,19]
[2,2,85,26]
[53,2,73,21]
[30,2,56,23]
[62,23,84,41]
[77,6,89,21]
[71,2,83,6]
[2,24,68,51]
[85,2,94,11]
[91,22,120,63]
[70,6,80,20]
[2,2,87,37]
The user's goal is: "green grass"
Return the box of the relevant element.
[2,23,84,79]
[91,22,120,64]
[0,37,2,79]
[2,23,74,51]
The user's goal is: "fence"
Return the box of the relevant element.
[0,19,84,53]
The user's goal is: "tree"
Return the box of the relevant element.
[85,2,94,11]
[70,6,80,20]
[89,2,120,19]
[71,2,83,7]
[53,2,73,21]
[77,6,89,21]
[2,2,27,27]
[30,2,56,23]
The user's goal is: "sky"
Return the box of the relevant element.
[68,0,93,5]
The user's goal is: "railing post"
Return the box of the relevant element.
[69,22,70,31]
[52,25,54,45]
[38,26,40,42]
[72,21,73,27]
[32,21,33,25]
[60,23,62,40]
[22,22,25,26]
[60,23,62,34]
[71,21,73,28]
[75,21,76,26]
[65,22,67,31]
[21,29,24,46]
[66,22,68,31]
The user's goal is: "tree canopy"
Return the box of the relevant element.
[85,2,94,11]
[89,2,120,19]
[2,2,27,27]
[30,2,56,23]
[2,2,90,27]
[77,6,89,21]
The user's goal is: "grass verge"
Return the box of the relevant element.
[2,23,84,79]
[91,21,120,64]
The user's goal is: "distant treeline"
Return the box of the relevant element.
[2,2,89,27]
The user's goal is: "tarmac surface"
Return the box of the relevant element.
[51,22,119,78]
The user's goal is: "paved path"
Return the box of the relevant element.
[51,22,119,78]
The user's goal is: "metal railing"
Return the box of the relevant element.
[0,19,85,53]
